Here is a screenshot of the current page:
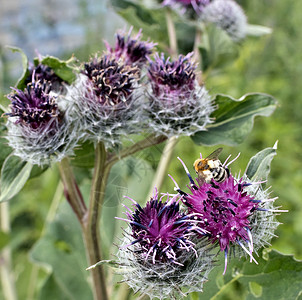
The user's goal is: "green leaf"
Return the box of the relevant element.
[192,93,277,146]
[29,165,49,179]
[0,155,32,202]
[70,141,95,168]
[245,142,278,181]
[30,201,93,300]
[246,24,273,37]
[200,25,239,72]
[40,56,76,84]
[0,137,13,171]
[111,1,168,45]
[201,250,302,300]
[6,46,30,90]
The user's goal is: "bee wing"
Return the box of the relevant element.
[197,172,207,186]
[206,148,223,160]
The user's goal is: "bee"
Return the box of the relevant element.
[193,148,229,184]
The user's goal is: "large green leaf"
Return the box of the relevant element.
[30,201,93,300]
[192,93,277,146]
[0,155,32,202]
[200,250,302,300]
[245,142,278,181]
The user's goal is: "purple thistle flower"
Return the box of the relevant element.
[4,79,81,165]
[148,52,196,103]
[104,28,156,67]
[82,54,139,107]
[116,190,215,299]
[6,80,58,130]
[144,52,213,137]
[170,155,285,274]
[117,192,202,264]
[66,53,142,147]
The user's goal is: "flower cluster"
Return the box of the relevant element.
[145,53,213,137]
[116,148,285,299]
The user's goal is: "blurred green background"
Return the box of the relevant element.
[0,0,301,299]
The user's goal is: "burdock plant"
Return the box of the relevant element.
[1,5,284,300]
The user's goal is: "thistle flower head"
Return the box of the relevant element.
[105,28,156,67]
[171,155,284,274]
[6,80,58,130]
[66,54,142,147]
[5,80,81,165]
[116,191,215,299]
[144,52,213,138]
[201,0,247,41]
[148,52,197,100]
[82,54,140,106]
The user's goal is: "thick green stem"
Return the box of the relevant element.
[58,157,86,223]
[146,136,178,197]
[106,134,167,168]
[166,8,178,58]
[83,142,109,300]
[193,26,204,84]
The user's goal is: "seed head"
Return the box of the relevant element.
[201,0,247,41]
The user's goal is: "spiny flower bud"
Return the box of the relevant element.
[104,28,156,67]
[170,154,285,274]
[201,0,248,41]
[116,190,215,299]
[144,52,213,138]
[66,54,142,148]
[5,79,80,165]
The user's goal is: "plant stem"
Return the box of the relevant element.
[83,142,109,300]
[146,136,178,197]
[0,201,17,300]
[58,157,86,223]
[166,8,178,58]
[106,134,167,167]
[194,26,204,84]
